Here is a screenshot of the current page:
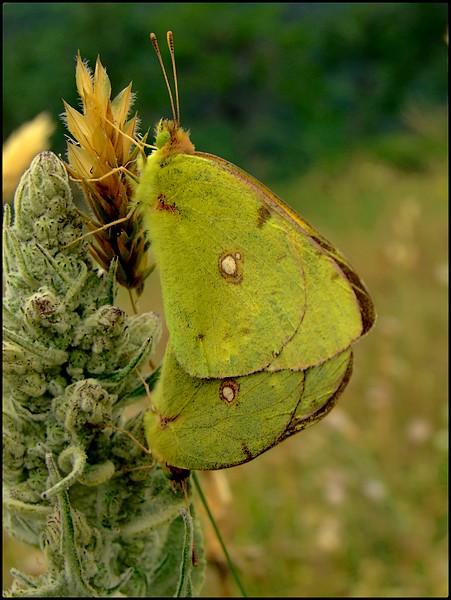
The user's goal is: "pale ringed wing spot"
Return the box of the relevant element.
[219,379,240,404]
[218,251,243,284]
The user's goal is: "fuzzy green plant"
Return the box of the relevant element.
[2,151,205,597]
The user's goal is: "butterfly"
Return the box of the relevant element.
[134,32,375,475]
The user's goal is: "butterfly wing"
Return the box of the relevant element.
[137,150,374,379]
[145,343,353,471]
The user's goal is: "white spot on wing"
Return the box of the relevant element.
[219,379,240,404]
[218,251,243,284]
[222,385,235,402]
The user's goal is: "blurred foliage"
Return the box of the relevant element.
[3,3,448,598]
[3,3,448,183]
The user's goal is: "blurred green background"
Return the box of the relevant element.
[3,3,448,597]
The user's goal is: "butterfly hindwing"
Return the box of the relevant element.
[145,343,352,471]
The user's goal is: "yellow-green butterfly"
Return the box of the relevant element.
[137,32,375,474]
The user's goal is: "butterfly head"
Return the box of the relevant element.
[154,118,195,156]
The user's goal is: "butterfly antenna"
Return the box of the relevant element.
[150,32,177,123]
[167,31,181,126]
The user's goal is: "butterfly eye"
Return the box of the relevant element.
[156,130,171,149]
